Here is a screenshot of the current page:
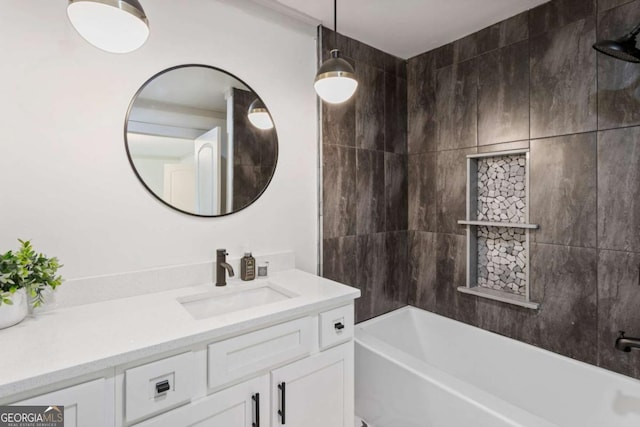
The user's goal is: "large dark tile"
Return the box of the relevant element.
[435,233,477,325]
[454,33,477,63]
[260,129,278,169]
[381,231,409,314]
[598,126,640,252]
[477,12,529,55]
[597,1,640,130]
[436,59,478,150]
[384,73,407,154]
[477,140,529,153]
[477,299,539,347]
[529,0,595,36]
[408,152,437,232]
[347,37,387,70]
[598,0,635,12]
[233,165,261,210]
[322,26,387,69]
[233,88,262,167]
[529,243,598,364]
[530,133,597,248]
[320,26,349,56]
[598,250,640,379]
[434,43,454,69]
[356,149,385,234]
[356,62,385,151]
[356,233,387,323]
[407,52,437,154]
[385,153,408,232]
[408,231,437,312]
[322,236,357,287]
[530,18,597,139]
[258,165,275,194]
[436,147,476,235]
[322,144,356,239]
[322,97,355,147]
[385,54,407,79]
[478,40,530,145]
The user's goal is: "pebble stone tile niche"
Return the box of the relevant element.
[458,150,540,309]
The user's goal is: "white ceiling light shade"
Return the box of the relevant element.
[314,49,358,104]
[314,0,358,104]
[67,0,149,53]
[248,99,275,130]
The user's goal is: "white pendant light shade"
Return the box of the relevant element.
[248,99,274,130]
[315,49,358,104]
[67,0,149,53]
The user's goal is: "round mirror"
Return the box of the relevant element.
[125,65,278,217]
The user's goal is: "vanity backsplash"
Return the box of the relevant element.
[55,251,295,309]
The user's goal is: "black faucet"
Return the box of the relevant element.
[215,249,235,286]
[615,331,640,352]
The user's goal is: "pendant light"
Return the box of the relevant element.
[247,98,275,130]
[67,0,149,53]
[314,0,358,104]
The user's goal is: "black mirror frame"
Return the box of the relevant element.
[123,64,278,218]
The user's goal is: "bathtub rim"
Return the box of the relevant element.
[356,305,640,389]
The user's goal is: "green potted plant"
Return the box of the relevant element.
[0,240,63,329]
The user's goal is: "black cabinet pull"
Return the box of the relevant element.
[252,393,260,427]
[335,322,345,331]
[278,382,286,424]
[155,380,170,395]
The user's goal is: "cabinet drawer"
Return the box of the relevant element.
[208,317,312,390]
[319,305,354,350]
[125,352,195,424]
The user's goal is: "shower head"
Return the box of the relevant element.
[593,23,640,63]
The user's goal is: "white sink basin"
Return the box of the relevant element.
[178,283,296,320]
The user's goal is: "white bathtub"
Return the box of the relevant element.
[355,306,640,427]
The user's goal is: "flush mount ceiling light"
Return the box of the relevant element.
[67,0,149,53]
[593,23,640,63]
[314,0,358,104]
[248,98,274,130]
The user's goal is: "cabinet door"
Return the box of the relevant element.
[14,378,113,427]
[271,343,353,427]
[134,375,268,427]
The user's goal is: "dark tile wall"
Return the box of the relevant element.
[407,0,640,380]
[232,88,277,210]
[320,27,408,322]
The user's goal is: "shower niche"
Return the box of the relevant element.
[457,149,539,309]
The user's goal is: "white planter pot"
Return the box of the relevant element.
[30,286,57,314]
[0,288,28,329]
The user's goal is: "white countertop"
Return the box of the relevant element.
[0,269,359,400]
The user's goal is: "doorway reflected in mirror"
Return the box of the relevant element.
[125,65,278,217]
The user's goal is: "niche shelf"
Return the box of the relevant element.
[457,149,540,310]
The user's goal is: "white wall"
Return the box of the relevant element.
[0,0,319,278]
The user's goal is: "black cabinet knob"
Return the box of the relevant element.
[155,380,170,394]
[334,322,345,331]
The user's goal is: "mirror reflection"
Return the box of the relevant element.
[125,65,278,217]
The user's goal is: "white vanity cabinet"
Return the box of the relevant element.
[7,302,356,427]
[13,377,115,427]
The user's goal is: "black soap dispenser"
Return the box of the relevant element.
[240,252,256,281]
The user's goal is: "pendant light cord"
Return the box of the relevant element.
[334,0,337,49]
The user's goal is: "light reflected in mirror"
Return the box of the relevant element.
[125,65,277,217]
